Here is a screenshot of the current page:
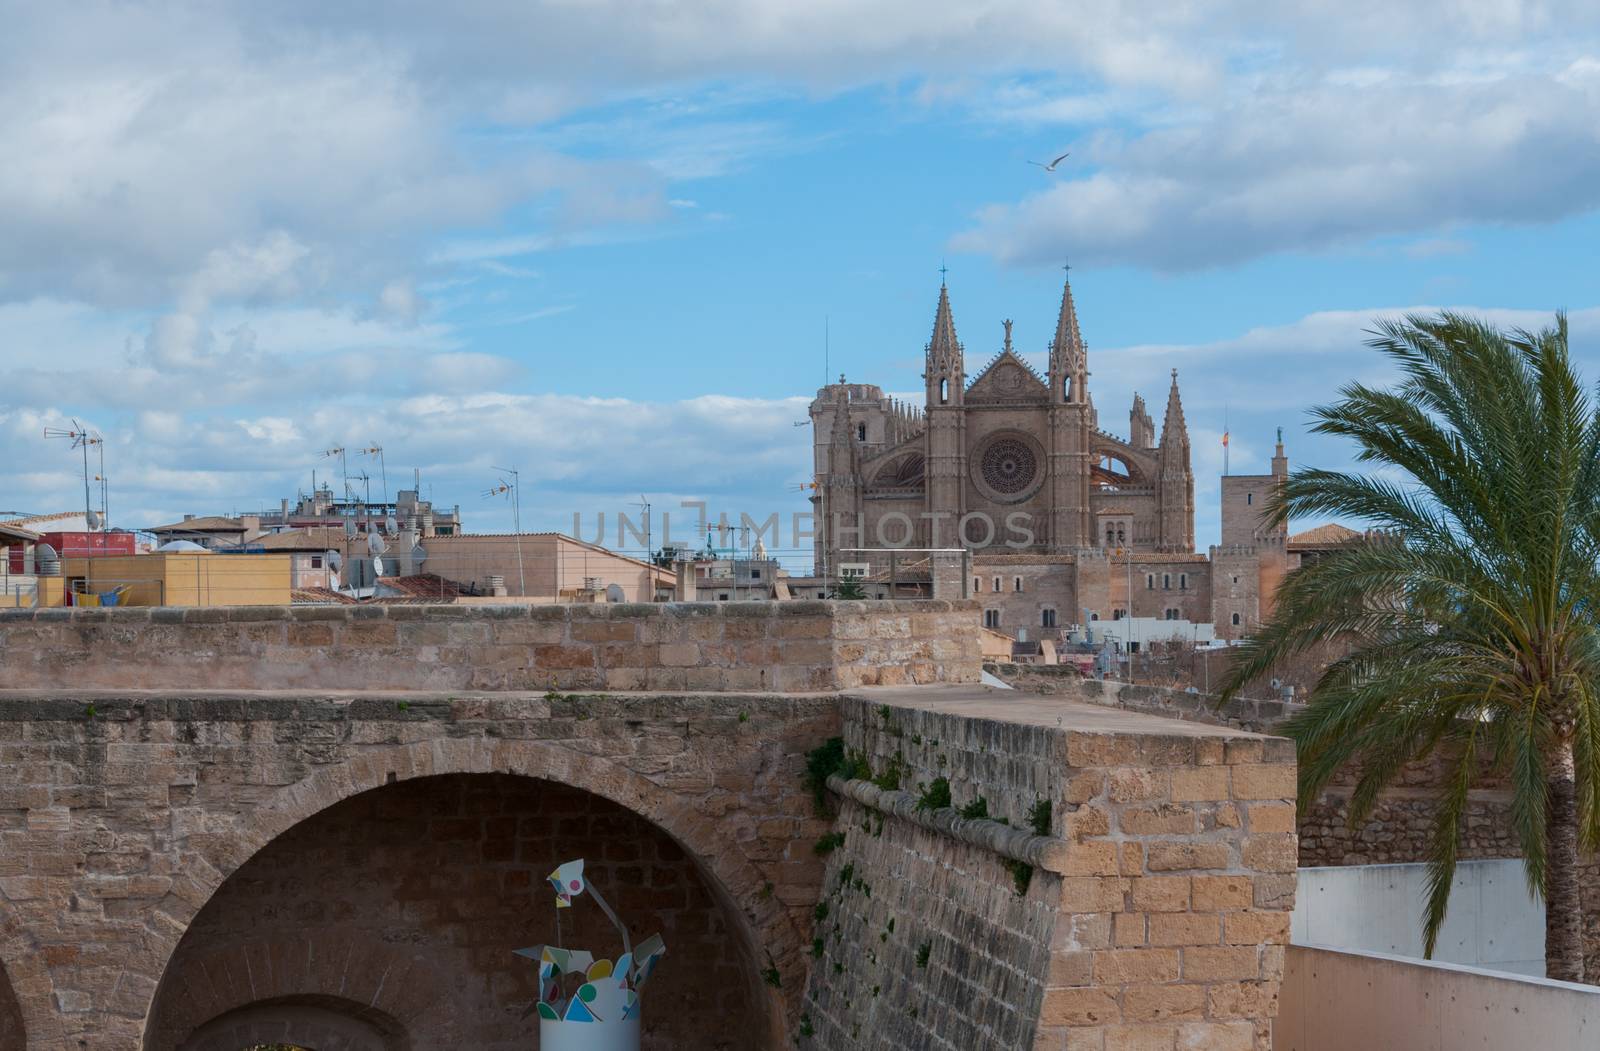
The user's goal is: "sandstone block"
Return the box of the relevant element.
[1148,913,1220,947]
[1230,765,1296,800]
[1146,842,1230,873]
[1245,803,1295,833]
[1093,948,1180,984]
[1176,1021,1255,1051]
[1223,912,1289,946]
[1191,875,1252,911]
[1122,983,1205,1022]
[1129,877,1190,913]
[1040,987,1121,1027]
[1170,767,1229,802]
[1241,834,1297,873]
[1182,945,1260,981]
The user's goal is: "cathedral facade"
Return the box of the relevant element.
[808,275,1297,641]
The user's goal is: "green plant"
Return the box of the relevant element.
[833,577,867,600]
[915,776,951,812]
[811,937,825,959]
[84,704,96,719]
[915,942,931,968]
[799,1015,814,1038]
[814,901,829,922]
[957,796,989,820]
[871,755,906,792]
[1004,859,1034,896]
[758,881,774,901]
[1028,798,1053,837]
[1221,311,1600,980]
[813,831,846,856]
[738,709,749,723]
[803,737,847,813]
[762,955,782,988]
[396,700,410,712]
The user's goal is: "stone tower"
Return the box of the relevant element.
[1157,370,1195,552]
[922,281,967,549]
[1047,272,1094,551]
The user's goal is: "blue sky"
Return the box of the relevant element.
[2,2,1597,566]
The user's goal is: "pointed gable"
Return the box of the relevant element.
[966,318,1050,403]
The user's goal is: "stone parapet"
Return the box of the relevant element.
[0,599,981,693]
[803,687,1297,1051]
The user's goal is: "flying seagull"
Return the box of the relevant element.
[1028,151,1071,172]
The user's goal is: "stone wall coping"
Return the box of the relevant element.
[826,773,1071,873]
[0,597,977,626]
[0,689,839,721]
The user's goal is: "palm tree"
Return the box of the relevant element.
[1221,311,1600,982]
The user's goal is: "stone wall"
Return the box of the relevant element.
[0,599,980,693]
[802,691,1297,1051]
[0,691,837,1050]
[145,774,760,1051]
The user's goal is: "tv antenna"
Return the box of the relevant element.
[321,446,350,520]
[358,443,389,526]
[44,419,105,530]
[484,466,525,597]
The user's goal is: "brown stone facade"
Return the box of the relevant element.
[145,774,762,1050]
[802,693,1296,1051]
[0,692,838,1049]
[0,599,981,693]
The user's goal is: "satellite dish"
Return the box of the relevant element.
[366,531,386,555]
[86,510,103,530]
[326,550,342,572]
[37,543,58,559]
[410,544,427,568]
[386,515,398,534]
[372,556,385,579]
[605,583,625,603]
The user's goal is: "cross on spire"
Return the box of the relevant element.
[939,260,949,286]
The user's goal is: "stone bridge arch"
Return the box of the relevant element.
[0,956,25,1050]
[138,736,808,1050]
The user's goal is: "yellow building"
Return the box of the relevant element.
[59,553,291,607]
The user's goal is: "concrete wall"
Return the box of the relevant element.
[1274,945,1600,1051]
[418,533,670,601]
[60,554,292,607]
[1292,860,1544,976]
[804,690,1298,1051]
[0,599,982,692]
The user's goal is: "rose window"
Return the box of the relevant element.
[980,439,1038,494]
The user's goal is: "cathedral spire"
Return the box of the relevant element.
[924,281,964,406]
[1048,266,1088,403]
[1160,369,1188,450]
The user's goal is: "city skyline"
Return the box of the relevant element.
[2,3,1597,551]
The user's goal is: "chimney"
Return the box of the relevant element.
[675,559,695,602]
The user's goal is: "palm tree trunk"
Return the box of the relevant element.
[1545,737,1586,983]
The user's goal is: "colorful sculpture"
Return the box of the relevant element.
[515,859,667,1051]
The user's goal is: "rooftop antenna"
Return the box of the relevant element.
[484,467,525,597]
[321,446,349,520]
[824,315,829,389]
[359,443,388,523]
[44,419,104,530]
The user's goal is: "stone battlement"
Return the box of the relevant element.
[0,599,981,693]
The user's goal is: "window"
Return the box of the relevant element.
[1162,573,1170,590]
[1165,608,1180,621]
[993,576,1002,593]
[984,609,1001,629]
[1112,609,1125,621]
[1247,492,1254,506]
[1116,526,1126,545]
[718,593,729,601]
[1232,612,1242,626]
[1179,573,1187,590]
[857,423,867,442]
[310,555,323,569]
[1146,574,1155,590]
[1106,526,1115,546]
[940,378,949,404]
[1041,608,1057,628]
[1232,575,1239,584]
[974,576,982,593]
[1089,612,1099,621]
[818,591,827,599]
[751,569,762,579]
[1013,576,1023,592]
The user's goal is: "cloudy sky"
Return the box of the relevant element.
[2,1,1597,564]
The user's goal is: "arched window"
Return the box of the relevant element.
[1146,574,1155,590]
[1162,573,1170,590]
[1246,492,1253,506]
[1232,612,1242,626]
[1117,526,1126,545]
[940,378,949,404]
[1042,608,1057,628]
[1013,576,1023,592]
[1106,526,1115,546]
[973,577,982,593]
[992,576,1002,593]
[1064,377,1073,402]
[1179,573,1187,589]
[984,609,1001,628]
[857,422,867,442]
